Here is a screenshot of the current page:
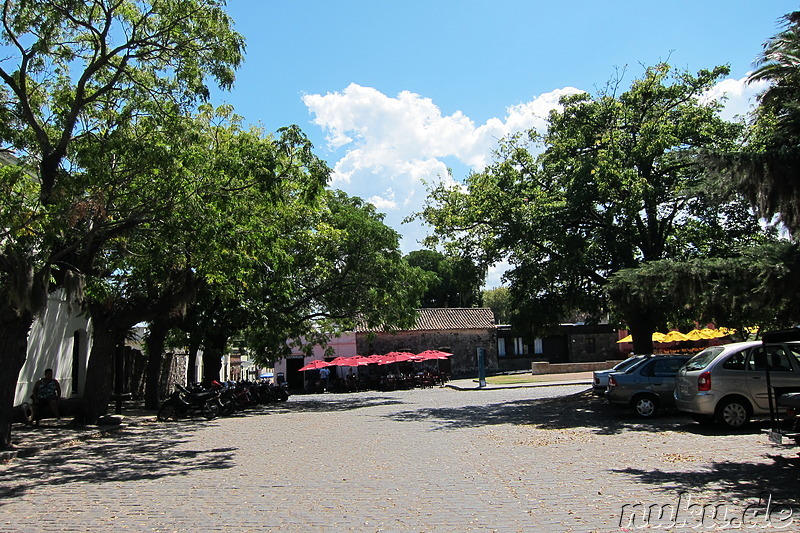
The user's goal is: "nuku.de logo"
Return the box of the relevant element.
[619,491,796,530]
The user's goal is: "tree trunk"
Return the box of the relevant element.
[83,322,129,424]
[0,315,34,449]
[629,315,657,355]
[201,332,227,385]
[144,321,169,410]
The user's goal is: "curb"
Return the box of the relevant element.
[446,380,592,391]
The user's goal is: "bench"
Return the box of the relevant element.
[23,398,87,426]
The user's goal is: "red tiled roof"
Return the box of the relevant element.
[357,308,496,332]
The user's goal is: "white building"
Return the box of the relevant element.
[15,289,91,405]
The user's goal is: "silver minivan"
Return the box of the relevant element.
[674,341,800,428]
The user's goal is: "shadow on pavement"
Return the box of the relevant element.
[280,394,408,413]
[384,389,759,436]
[0,421,235,504]
[613,453,800,502]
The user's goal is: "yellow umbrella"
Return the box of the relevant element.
[717,327,736,337]
[617,332,665,343]
[658,330,688,343]
[700,328,726,339]
[684,329,716,341]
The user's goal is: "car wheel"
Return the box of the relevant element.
[716,398,751,429]
[633,395,659,418]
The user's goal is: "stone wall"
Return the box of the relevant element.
[567,332,621,363]
[357,329,498,378]
[531,360,624,374]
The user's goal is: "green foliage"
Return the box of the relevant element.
[405,249,485,308]
[420,64,770,339]
[0,0,245,320]
[607,242,800,335]
[242,190,428,365]
[481,286,513,324]
[701,11,800,237]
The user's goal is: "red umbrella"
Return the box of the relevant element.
[298,359,332,371]
[330,356,372,367]
[378,352,415,365]
[415,350,453,361]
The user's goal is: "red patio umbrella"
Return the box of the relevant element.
[378,351,415,365]
[298,359,332,371]
[330,356,372,366]
[415,350,453,361]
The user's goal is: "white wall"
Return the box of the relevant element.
[15,290,91,405]
[273,333,358,379]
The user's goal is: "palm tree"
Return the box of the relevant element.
[702,11,800,236]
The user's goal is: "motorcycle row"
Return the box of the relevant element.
[156,379,289,422]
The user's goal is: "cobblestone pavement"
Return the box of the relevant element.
[1,385,799,532]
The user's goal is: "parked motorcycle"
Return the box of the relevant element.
[212,380,254,415]
[157,383,221,421]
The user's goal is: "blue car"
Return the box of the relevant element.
[606,355,692,417]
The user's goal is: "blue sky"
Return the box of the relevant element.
[211,1,798,286]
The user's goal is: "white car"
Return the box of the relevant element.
[674,341,800,428]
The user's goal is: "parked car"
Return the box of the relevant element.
[674,340,800,429]
[606,355,692,417]
[592,354,652,396]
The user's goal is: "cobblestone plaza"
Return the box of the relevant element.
[1,385,798,532]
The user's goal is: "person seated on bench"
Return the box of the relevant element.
[31,368,61,424]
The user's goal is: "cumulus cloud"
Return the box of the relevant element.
[702,75,768,122]
[302,83,582,264]
[302,78,763,288]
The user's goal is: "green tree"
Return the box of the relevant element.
[0,0,243,448]
[482,287,513,324]
[79,107,331,416]
[420,64,769,355]
[241,190,428,367]
[702,11,800,235]
[640,11,800,335]
[405,250,485,308]
[606,242,800,339]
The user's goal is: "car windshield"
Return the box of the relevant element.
[684,346,726,371]
[624,356,653,374]
[613,355,644,372]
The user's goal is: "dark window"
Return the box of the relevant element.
[722,351,747,371]
[748,347,794,372]
[652,359,683,377]
[585,338,596,354]
[685,346,725,371]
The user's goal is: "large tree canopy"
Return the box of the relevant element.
[609,11,800,338]
[405,249,485,308]
[702,11,800,235]
[0,0,243,448]
[242,190,428,365]
[420,64,771,354]
[606,242,800,341]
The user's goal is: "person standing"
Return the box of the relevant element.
[319,366,330,391]
[31,368,61,424]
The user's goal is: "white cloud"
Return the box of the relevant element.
[303,78,762,289]
[302,83,581,260]
[703,75,768,122]
[485,258,512,289]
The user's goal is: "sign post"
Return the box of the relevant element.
[477,347,487,388]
